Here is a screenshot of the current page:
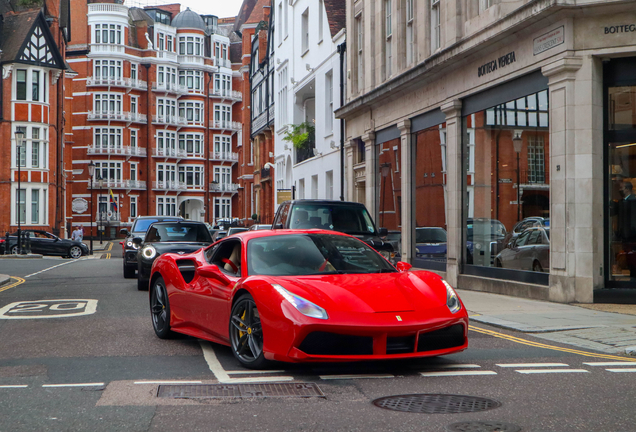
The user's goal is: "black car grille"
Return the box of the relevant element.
[298,332,373,355]
[386,335,416,354]
[417,324,465,353]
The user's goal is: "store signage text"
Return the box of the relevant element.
[478,51,516,77]
[605,24,636,34]
[533,26,564,55]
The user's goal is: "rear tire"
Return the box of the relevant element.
[532,260,543,272]
[150,276,173,339]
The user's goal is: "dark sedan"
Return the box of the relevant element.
[134,221,214,291]
[4,230,88,258]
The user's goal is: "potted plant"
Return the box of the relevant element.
[283,122,315,163]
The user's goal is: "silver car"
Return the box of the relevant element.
[495,227,550,272]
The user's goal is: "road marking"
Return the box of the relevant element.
[470,325,636,362]
[42,383,104,387]
[420,371,497,377]
[107,242,113,251]
[0,276,25,293]
[583,362,636,366]
[0,300,98,319]
[497,363,569,368]
[199,341,293,384]
[24,260,80,278]
[227,370,286,375]
[606,368,636,373]
[0,385,28,388]
[319,374,394,380]
[515,369,589,374]
[430,364,481,369]
[134,381,202,384]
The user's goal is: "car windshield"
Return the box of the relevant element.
[247,234,396,276]
[133,218,181,234]
[290,204,377,235]
[416,228,447,243]
[145,223,212,243]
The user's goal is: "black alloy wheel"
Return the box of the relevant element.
[69,246,83,259]
[150,276,173,339]
[229,294,266,369]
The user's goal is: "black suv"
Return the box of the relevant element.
[120,216,183,278]
[272,200,396,262]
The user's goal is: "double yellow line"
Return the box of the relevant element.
[0,276,26,294]
[470,324,636,362]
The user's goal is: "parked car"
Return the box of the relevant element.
[466,218,507,266]
[227,227,249,236]
[501,217,549,249]
[495,227,550,272]
[415,227,447,262]
[148,229,468,368]
[134,221,213,291]
[248,224,272,231]
[272,200,396,262]
[120,216,183,278]
[3,230,88,258]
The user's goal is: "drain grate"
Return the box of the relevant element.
[157,383,325,399]
[446,421,521,432]
[372,394,501,414]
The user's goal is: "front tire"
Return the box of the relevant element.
[229,294,267,369]
[10,245,19,255]
[123,262,136,278]
[150,277,173,339]
[69,246,83,259]
[138,277,149,291]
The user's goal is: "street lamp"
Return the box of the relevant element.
[88,161,96,255]
[380,162,391,229]
[98,176,104,244]
[15,131,25,255]
[512,130,523,222]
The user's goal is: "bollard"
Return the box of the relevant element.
[21,232,28,255]
[25,232,32,254]
[4,232,8,255]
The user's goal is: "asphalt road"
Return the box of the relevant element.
[0,248,634,432]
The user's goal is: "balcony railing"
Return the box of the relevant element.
[153,180,187,191]
[209,89,242,101]
[209,151,239,162]
[87,111,147,123]
[177,54,205,66]
[94,180,147,190]
[89,44,125,55]
[215,58,232,68]
[152,147,187,158]
[156,51,178,62]
[209,183,239,193]
[212,121,242,131]
[152,114,188,127]
[87,146,147,157]
[86,77,147,90]
[88,3,128,15]
[152,81,188,94]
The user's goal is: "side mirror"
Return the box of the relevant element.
[378,227,388,236]
[120,228,129,236]
[196,264,231,284]
[132,237,143,246]
[395,261,412,272]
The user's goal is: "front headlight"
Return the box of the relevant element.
[126,240,140,250]
[379,250,391,260]
[272,284,328,320]
[141,245,157,260]
[442,279,462,314]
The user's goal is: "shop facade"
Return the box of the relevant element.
[337,1,636,302]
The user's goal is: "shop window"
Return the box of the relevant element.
[377,138,400,232]
[463,89,550,276]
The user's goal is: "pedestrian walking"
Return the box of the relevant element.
[78,226,84,242]
[71,226,81,242]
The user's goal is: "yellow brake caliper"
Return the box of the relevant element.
[239,310,246,338]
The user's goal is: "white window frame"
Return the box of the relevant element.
[14,67,49,103]
[94,127,122,149]
[13,125,48,169]
[12,184,47,225]
[301,8,309,54]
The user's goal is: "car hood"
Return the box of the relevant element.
[263,272,446,314]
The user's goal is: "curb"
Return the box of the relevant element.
[0,254,43,260]
[0,274,10,286]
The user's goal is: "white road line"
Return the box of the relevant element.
[496,363,569,368]
[24,260,82,278]
[431,364,481,369]
[606,368,636,373]
[199,341,293,384]
[515,369,589,374]
[420,371,497,377]
[319,374,394,380]
[0,385,28,388]
[227,370,286,375]
[42,383,104,387]
[584,362,636,366]
[134,381,202,384]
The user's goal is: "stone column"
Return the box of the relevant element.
[344,139,356,202]
[542,56,596,303]
[397,119,413,263]
[361,132,376,220]
[441,99,463,287]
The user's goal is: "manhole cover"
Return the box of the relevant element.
[372,394,501,414]
[157,383,325,399]
[447,421,521,432]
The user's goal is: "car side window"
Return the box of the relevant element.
[528,230,541,245]
[516,231,531,247]
[210,240,242,276]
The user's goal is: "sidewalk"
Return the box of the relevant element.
[459,289,636,356]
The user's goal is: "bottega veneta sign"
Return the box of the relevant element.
[478,51,516,77]
[604,24,636,34]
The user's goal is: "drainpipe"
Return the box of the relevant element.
[337,41,346,201]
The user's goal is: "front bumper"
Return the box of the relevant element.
[124,249,138,265]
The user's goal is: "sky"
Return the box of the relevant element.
[125,0,242,19]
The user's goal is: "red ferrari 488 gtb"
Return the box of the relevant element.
[149,229,468,368]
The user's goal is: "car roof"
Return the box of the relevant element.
[282,199,366,208]
[216,228,354,242]
[148,221,205,227]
